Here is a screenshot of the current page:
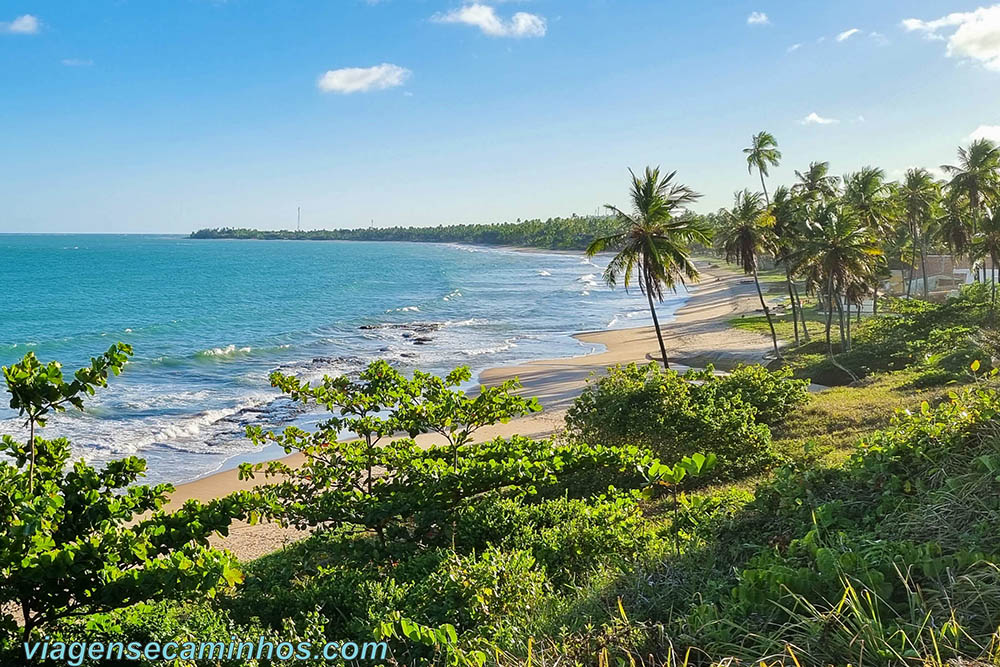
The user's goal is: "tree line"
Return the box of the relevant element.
[190,215,626,251]
[590,133,1000,374]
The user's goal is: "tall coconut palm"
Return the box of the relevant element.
[942,139,1000,232]
[943,139,1000,283]
[587,167,710,368]
[791,204,882,373]
[898,168,940,298]
[744,131,782,205]
[717,190,782,358]
[843,166,897,310]
[794,161,841,203]
[771,185,809,344]
[844,167,896,236]
[973,210,1000,311]
[935,189,974,261]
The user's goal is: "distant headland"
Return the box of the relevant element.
[189,215,624,251]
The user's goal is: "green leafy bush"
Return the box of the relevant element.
[0,346,254,653]
[455,493,653,585]
[566,363,804,478]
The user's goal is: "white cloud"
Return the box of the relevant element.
[836,28,861,42]
[432,3,546,38]
[903,5,1000,71]
[870,31,889,45]
[747,11,769,26]
[1,14,40,34]
[800,112,840,126]
[969,124,1000,142]
[317,63,411,94]
[787,43,802,53]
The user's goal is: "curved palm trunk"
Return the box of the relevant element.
[835,292,847,350]
[644,273,669,368]
[846,302,852,350]
[825,275,835,357]
[993,251,998,314]
[783,265,800,346]
[759,172,770,207]
[793,283,811,341]
[919,231,929,298]
[752,264,781,359]
[826,273,858,381]
[906,222,918,299]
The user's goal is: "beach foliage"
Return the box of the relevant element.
[0,347,256,652]
[755,283,995,385]
[566,363,807,478]
[3,343,131,492]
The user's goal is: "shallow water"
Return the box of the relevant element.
[0,235,687,484]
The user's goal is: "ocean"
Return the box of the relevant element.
[0,235,688,485]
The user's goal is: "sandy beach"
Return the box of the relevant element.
[167,260,772,561]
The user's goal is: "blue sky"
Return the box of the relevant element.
[2,1,999,233]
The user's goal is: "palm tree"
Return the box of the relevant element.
[973,210,1000,311]
[898,168,940,298]
[843,167,897,311]
[935,189,974,261]
[942,139,1000,231]
[717,190,781,358]
[587,167,710,368]
[791,203,882,374]
[771,185,810,344]
[744,131,782,205]
[794,161,841,203]
[844,167,896,236]
[943,139,1000,283]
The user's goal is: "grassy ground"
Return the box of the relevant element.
[770,369,956,466]
[729,310,828,343]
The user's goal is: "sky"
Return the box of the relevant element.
[2,1,1000,234]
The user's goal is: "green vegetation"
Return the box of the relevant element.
[4,323,1000,665]
[566,363,807,479]
[190,215,624,251]
[11,134,1000,665]
[736,284,995,386]
[0,346,251,645]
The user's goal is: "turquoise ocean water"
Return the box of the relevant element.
[0,235,687,484]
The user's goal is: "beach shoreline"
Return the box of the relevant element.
[167,259,774,560]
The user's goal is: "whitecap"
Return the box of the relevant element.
[198,344,252,358]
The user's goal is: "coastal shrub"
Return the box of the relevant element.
[0,346,254,653]
[454,493,653,585]
[225,360,700,649]
[784,287,995,386]
[565,363,793,478]
[48,602,341,667]
[692,364,809,425]
[226,478,663,639]
[241,361,669,544]
[422,547,549,637]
